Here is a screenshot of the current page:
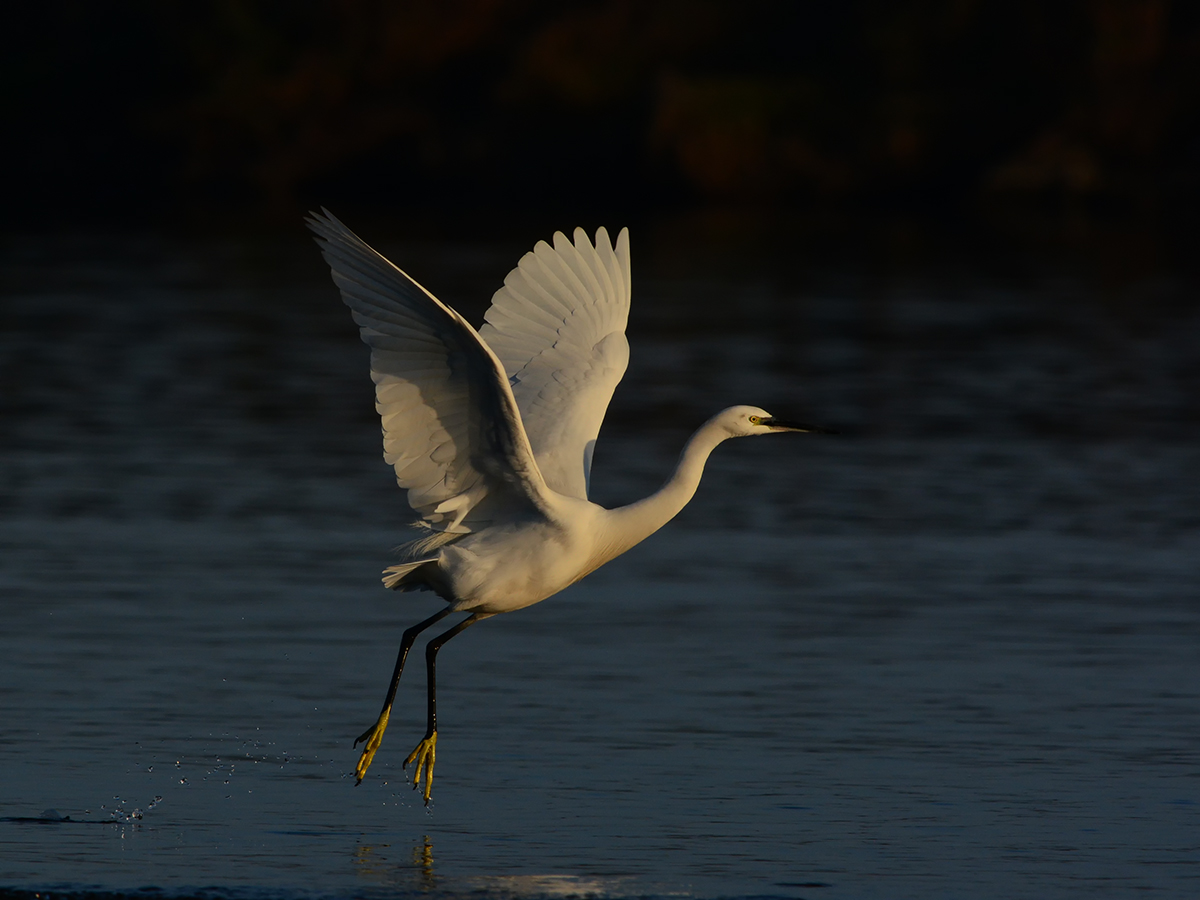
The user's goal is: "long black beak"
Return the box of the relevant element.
[762,417,838,434]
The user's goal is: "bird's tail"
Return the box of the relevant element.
[382,557,439,590]
[383,529,461,589]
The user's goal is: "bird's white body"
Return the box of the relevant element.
[307,212,798,614]
[433,500,607,614]
[430,415,730,613]
[307,211,827,798]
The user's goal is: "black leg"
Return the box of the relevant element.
[405,611,492,802]
[353,606,451,783]
[424,612,489,738]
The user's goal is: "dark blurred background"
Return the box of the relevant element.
[4,0,1200,471]
[4,8,1200,893]
[7,0,1200,235]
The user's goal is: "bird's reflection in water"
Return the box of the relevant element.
[466,874,634,896]
[413,835,435,888]
[352,837,635,897]
[352,835,435,890]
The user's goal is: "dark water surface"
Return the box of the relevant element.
[1,226,1198,898]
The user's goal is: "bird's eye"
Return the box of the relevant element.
[749,415,761,425]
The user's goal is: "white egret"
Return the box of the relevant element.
[308,210,832,802]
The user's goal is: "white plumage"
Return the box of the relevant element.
[480,226,631,500]
[308,210,831,802]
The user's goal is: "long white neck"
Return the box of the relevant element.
[602,415,731,558]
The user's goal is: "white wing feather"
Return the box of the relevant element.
[478,227,631,499]
[307,210,549,533]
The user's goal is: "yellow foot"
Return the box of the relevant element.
[353,709,390,784]
[404,731,437,804]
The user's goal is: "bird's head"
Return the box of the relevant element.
[715,405,837,438]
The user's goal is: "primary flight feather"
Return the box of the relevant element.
[308,210,831,803]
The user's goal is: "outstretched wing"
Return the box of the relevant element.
[308,210,549,533]
[478,227,631,500]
